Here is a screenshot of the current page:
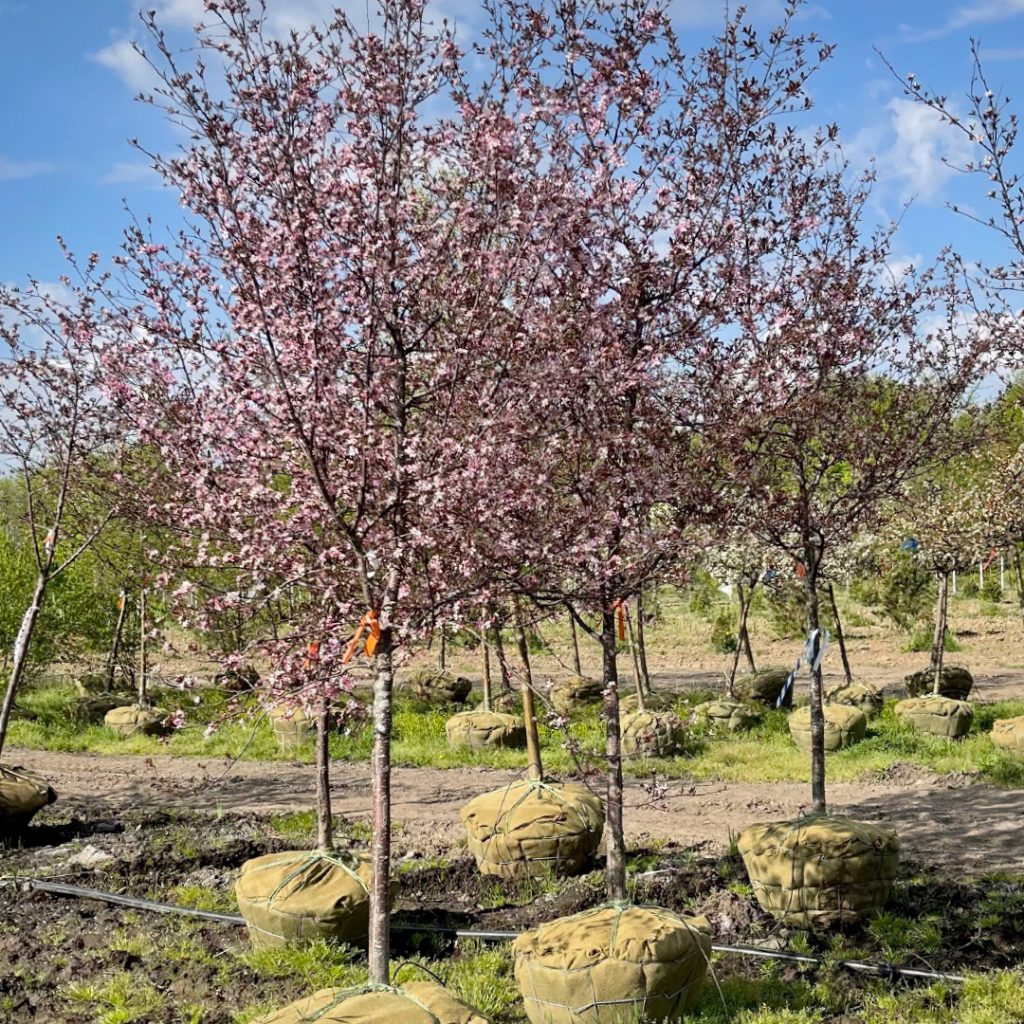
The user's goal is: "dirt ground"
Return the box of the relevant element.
[9,745,1024,876]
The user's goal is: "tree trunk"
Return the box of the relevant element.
[515,617,543,782]
[493,627,512,697]
[726,582,749,698]
[138,588,149,706]
[367,634,394,987]
[0,572,48,758]
[315,699,333,852]
[635,589,652,694]
[601,608,626,901]
[481,635,493,712]
[623,604,645,712]
[800,562,827,815]
[1014,546,1024,626]
[827,583,853,687]
[931,572,950,695]
[438,628,446,672]
[739,581,756,673]
[107,590,128,691]
[567,606,582,676]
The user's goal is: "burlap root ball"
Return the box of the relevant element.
[738,815,900,928]
[549,676,604,716]
[894,696,973,738]
[269,705,316,750]
[824,681,884,718]
[104,704,169,737]
[75,672,112,697]
[445,710,526,750]
[620,710,684,759]
[250,982,489,1024]
[0,763,57,832]
[693,699,761,733]
[72,693,127,725]
[461,778,605,880]
[513,902,711,1024]
[407,669,473,705]
[788,704,867,753]
[619,691,676,714]
[214,665,260,693]
[991,716,1024,754]
[734,667,792,707]
[904,665,974,700]
[235,849,392,949]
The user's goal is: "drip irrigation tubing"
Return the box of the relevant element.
[9,876,965,984]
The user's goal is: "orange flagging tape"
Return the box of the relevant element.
[612,599,625,642]
[343,610,381,663]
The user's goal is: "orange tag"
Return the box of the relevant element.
[795,561,806,579]
[117,593,126,611]
[364,610,381,657]
[613,599,625,642]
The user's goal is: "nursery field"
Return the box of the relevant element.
[6,592,1024,1023]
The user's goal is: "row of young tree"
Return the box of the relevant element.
[4,0,1024,1007]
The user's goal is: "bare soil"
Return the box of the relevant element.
[9,746,1024,876]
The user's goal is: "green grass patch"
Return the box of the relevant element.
[65,972,165,1024]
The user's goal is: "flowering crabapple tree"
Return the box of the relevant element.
[476,0,841,900]
[0,268,124,757]
[727,142,1006,813]
[103,0,589,984]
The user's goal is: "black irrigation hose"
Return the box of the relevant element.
[11,877,966,984]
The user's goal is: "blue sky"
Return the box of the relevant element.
[1,0,1023,286]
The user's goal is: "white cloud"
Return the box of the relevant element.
[882,99,975,203]
[91,38,158,92]
[906,0,1024,41]
[0,156,55,181]
[978,46,1024,61]
[100,161,162,187]
[669,0,829,28]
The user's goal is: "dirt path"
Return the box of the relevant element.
[11,747,1024,876]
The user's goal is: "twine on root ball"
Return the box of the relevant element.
[269,704,316,749]
[788,704,867,752]
[407,668,473,705]
[734,668,792,707]
[824,681,883,718]
[904,665,973,700]
[0,763,57,832]
[738,815,900,928]
[548,676,603,716]
[513,902,712,1024]
[445,709,526,750]
[235,849,394,949]
[692,699,760,733]
[249,981,489,1024]
[619,710,684,759]
[894,695,973,738]
[461,778,604,880]
[104,704,170,737]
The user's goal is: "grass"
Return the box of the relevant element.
[12,682,1024,787]
[65,972,165,1024]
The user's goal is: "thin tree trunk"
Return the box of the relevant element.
[1014,545,1024,626]
[602,607,626,901]
[801,558,827,815]
[739,580,756,673]
[438,628,446,672]
[367,636,394,987]
[726,582,749,698]
[315,700,333,852]
[827,583,853,687]
[635,589,652,694]
[0,573,47,758]
[932,572,950,695]
[567,606,582,676]
[515,615,543,782]
[623,604,645,712]
[138,588,149,706]
[481,635,493,712]
[493,627,511,696]
[106,590,128,691]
